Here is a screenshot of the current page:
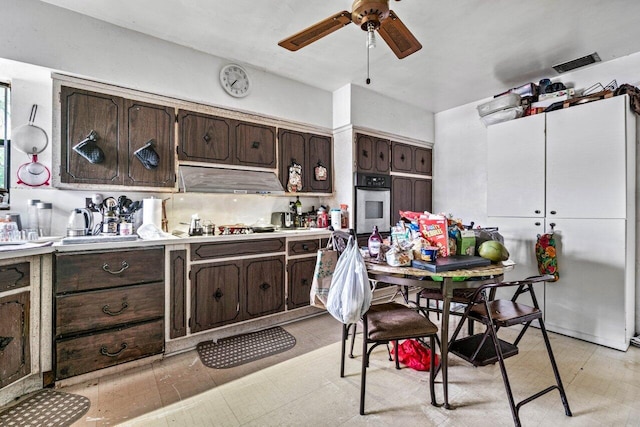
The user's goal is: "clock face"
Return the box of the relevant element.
[220,64,251,98]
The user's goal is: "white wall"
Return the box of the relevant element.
[0,0,332,129]
[434,51,640,334]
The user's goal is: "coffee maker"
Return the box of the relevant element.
[271,212,294,229]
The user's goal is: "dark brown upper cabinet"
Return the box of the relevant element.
[125,100,175,187]
[391,141,432,176]
[279,128,332,194]
[391,176,432,224]
[178,109,276,169]
[356,133,390,174]
[60,86,123,185]
[60,86,175,188]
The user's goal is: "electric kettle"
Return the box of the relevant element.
[67,208,94,236]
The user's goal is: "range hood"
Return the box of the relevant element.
[179,165,285,194]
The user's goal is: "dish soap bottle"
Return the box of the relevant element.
[368,225,382,259]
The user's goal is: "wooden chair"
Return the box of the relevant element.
[340,301,440,415]
[448,275,572,426]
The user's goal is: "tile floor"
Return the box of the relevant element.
[53,311,640,426]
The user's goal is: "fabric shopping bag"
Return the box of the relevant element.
[326,236,373,324]
[310,244,338,308]
[536,232,558,282]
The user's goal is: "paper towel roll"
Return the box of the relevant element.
[142,198,163,228]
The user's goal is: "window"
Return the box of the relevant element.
[0,82,10,190]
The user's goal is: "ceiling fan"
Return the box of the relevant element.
[278,0,422,59]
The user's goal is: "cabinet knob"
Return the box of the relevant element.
[251,141,260,149]
[550,210,557,215]
[535,210,541,214]
[203,133,211,143]
[535,222,541,226]
[362,149,369,158]
[400,154,405,161]
[301,279,309,286]
[213,288,224,302]
[420,158,425,165]
[0,336,13,352]
[259,282,271,291]
[302,244,309,251]
[379,152,384,160]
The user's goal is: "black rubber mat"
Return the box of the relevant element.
[0,389,90,427]
[197,326,296,369]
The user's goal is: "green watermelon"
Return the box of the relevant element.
[478,240,509,262]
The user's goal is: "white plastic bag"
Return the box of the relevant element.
[326,236,373,324]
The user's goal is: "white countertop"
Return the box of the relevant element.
[0,229,333,258]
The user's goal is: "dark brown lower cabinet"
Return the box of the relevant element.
[287,258,316,309]
[245,256,285,318]
[169,250,187,339]
[190,255,285,333]
[190,261,242,332]
[0,292,30,388]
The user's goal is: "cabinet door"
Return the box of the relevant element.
[307,134,332,193]
[278,129,306,191]
[546,96,629,219]
[178,110,232,163]
[234,122,276,168]
[487,217,546,312]
[244,256,285,319]
[544,219,628,350]
[374,138,391,174]
[412,178,432,214]
[190,262,241,332]
[169,250,187,339]
[413,147,432,175]
[60,86,123,185]
[391,176,413,225]
[125,100,175,187]
[0,292,30,388]
[288,258,316,309]
[391,142,413,172]
[356,134,374,172]
[487,114,545,217]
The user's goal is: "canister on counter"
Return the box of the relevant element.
[330,208,341,229]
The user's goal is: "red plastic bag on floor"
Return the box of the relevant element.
[391,339,440,371]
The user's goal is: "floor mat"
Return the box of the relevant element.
[197,326,296,369]
[0,389,90,427]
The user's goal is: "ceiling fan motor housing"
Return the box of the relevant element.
[352,0,390,30]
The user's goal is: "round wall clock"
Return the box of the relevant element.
[219,64,251,98]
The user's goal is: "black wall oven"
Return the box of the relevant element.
[354,173,391,235]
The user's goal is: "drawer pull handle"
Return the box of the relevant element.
[302,244,309,251]
[102,302,129,316]
[259,282,271,291]
[103,261,129,275]
[100,343,127,357]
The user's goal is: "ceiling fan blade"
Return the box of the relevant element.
[378,10,422,59]
[278,11,352,51]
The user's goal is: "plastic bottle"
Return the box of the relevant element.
[340,204,349,229]
[368,225,382,258]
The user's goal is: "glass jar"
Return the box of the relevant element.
[27,199,41,230]
[36,202,52,236]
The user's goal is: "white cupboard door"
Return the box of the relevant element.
[546,96,628,219]
[488,217,546,312]
[544,218,628,350]
[487,114,545,217]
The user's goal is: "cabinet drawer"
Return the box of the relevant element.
[0,262,30,292]
[55,319,164,380]
[287,239,319,256]
[55,247,164,293]
[191,238,285,260]
[55,282,164,337]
